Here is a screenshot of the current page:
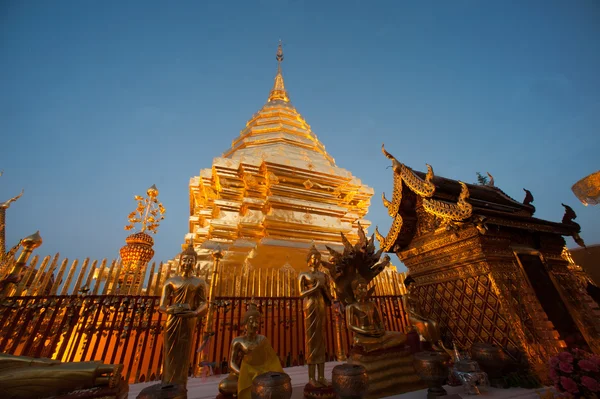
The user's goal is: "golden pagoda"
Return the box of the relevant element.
[185,42,373,273]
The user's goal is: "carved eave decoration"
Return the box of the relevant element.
[375,146,473,252]
[376,145,584,253]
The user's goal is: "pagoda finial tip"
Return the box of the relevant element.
[276,39,284,63]
[268,39,289,102]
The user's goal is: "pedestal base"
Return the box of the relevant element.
[348,345,425,399]
[425,386,447,398]
[136,383,187,399]
[303,384,336,399]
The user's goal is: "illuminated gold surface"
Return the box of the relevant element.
[572,170,600,206]
[346,278,407,352]
[323,226,423,398]
[0,353,123,399]
[377,145,600,382]
[403,283,444,351]
[119,185,165,292]
[185,43,373,274]
[298,246,332,387]
[124,184,165,234]
[0,231,42,298]
[158,244,208,388]
[376,145,473,252]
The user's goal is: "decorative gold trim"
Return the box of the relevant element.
[381,144,435,198]
[375,215,403,252]
[422,182,472,221]
[384,173,403,216]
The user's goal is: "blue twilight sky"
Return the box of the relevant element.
[1,1,599,268]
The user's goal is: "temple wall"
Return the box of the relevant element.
[396,222,573,378]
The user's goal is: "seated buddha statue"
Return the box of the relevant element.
[218,304,283,399]
[0,353,124,399]
[402,275,445,351]
[345,277,407,353]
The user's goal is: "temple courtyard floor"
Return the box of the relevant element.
[127,362,554,399]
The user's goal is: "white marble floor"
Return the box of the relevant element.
[127,362,552,399]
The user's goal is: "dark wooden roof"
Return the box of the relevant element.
[412,170,580,235]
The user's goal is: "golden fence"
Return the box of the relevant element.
[0,255,409,384]
[0,255,407,298]
[0,294,410,384]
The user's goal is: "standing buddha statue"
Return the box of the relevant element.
[159,244,208,388]
[218,304,283,399]
[298,245,333,388]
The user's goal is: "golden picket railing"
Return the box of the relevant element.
[0,255,409,384]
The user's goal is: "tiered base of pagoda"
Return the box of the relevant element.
[347,345,425,399]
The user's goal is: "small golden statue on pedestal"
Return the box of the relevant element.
[402,275,446,352]
[298,245,336,399]
[346,277,407,353]
[218,304,283,399]
[137,244,208,399]
[322,224,424,399]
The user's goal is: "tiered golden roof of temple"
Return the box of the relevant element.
[186,42,373,272]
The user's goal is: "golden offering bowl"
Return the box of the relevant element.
[251,371,292,399]
[414,351,451,398]
[332,364,368,399]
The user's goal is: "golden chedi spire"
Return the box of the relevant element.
[268,40,289,103]
[186,42,373,275]
[119,185,165,293]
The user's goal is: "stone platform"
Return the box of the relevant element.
[348,345,424,399]
[128,362,553,399]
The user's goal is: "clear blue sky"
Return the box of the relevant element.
[1,1,599,267]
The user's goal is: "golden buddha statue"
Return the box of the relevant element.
[346,277,407,352]
[0,353,124,399]
[218,304,283,399]
[159,244,208,388]
[298,245,332,387]
[402,275,444,351]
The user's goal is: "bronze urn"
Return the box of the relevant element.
[251,371,293,399]
[470,343,507,380]
[414,351,451,398]
[332,364,368,399]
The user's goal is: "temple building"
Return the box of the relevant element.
[184,42,373,273]
[376,146,600,376]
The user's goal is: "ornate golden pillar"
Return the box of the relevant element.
[119,184,165,294]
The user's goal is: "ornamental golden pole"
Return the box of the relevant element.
[331,283,347,361]
[199,247,223,365]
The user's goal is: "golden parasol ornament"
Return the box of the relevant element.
[124,184,166,234]
[572,171,600,206]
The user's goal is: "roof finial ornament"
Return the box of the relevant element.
[268,39,289,103]
[276,39,284,69]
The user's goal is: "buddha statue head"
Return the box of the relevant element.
[242,303,261,337]
[179,244,197,277]
[352,277,369,302]
[306,245,322,271]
